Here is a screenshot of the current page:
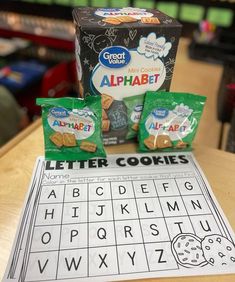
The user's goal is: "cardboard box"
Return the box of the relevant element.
[73,7,182,145]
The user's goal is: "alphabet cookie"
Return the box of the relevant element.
[115,16,137,23]
[132,123,139,132]
[176,140,188,149]
[102,119,110,132]
[102,17,121,25]
[144,135,157,150]
[49,132,63,148]
[80,141,97,152]
[63,133,77,147]
[141,17,160,24]
[102,16,137,25]
[172,233,207,268]
[202,234,235,267]
[101,93,114,110]
[102,109,108,120]
[156,135,172,149]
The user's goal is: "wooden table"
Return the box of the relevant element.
[0,38,234,281]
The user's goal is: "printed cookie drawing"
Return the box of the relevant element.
[171,233,235,268]
[171,233,207,268]
[202,234,235,267]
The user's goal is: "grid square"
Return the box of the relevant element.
[113,198,138,220]
[111,181,134,199]
[31,225,60,252]
[132,180,157,198]
[117,244,148,273]
[89,221,116,247]
[57,249,87,279]
[140,218,170,243]
[115,219,143,245]
[183,195,211,215]
[62,202,87,224]
[175,177,202,195]
[89,246,118,276]
[35,203,62,226]
[136,197,163,218]
[89,182,111,201]
[89,200,113,222]
[60,223,87,250]
[145,242,178,271]
[39,185,65,204]
[165,216,195,240]
[64,184,88,202]
[159,196,187,217]
[190,214,222,238]
[154,179,180,197]
[25,251,58,281]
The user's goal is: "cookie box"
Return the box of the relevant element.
[73,7,182,145]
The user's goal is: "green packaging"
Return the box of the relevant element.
[124,94,145,139]
[138,91,206,152]
[37,96,106,161]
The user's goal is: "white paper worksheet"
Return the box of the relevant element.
[3,152,235,281]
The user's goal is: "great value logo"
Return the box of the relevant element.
[99,46,131,69]
[50,107,69,118]
[134,105,143,112]
[152,108,169,119]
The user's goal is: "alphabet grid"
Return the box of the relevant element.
[4,153,235,282]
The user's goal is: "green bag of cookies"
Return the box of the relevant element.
[124,90,166,140]
[138,91,206,152]
[124,94,145,139]
[37,96,106,161]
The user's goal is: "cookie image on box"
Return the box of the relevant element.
[175,140,188,149]
[201,234,235,267]
[156,134,172,149]
[144,135,157,150]
[102,119,110,132]
[49,132,63,148]
[115,16,137,23]
[80,140,97,152]
[141,17,160,24]
[63,133,77,147]
[171,233,208,268]
[132,123,139,132]
[102,109,108,120]
[102,17,121,25]
[101,93,114,110]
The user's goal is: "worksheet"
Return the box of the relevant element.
[3,152,235,281]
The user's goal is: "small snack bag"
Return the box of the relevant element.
[139,91,206,152]
[124,94,145,139]
[37,96,106,160]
